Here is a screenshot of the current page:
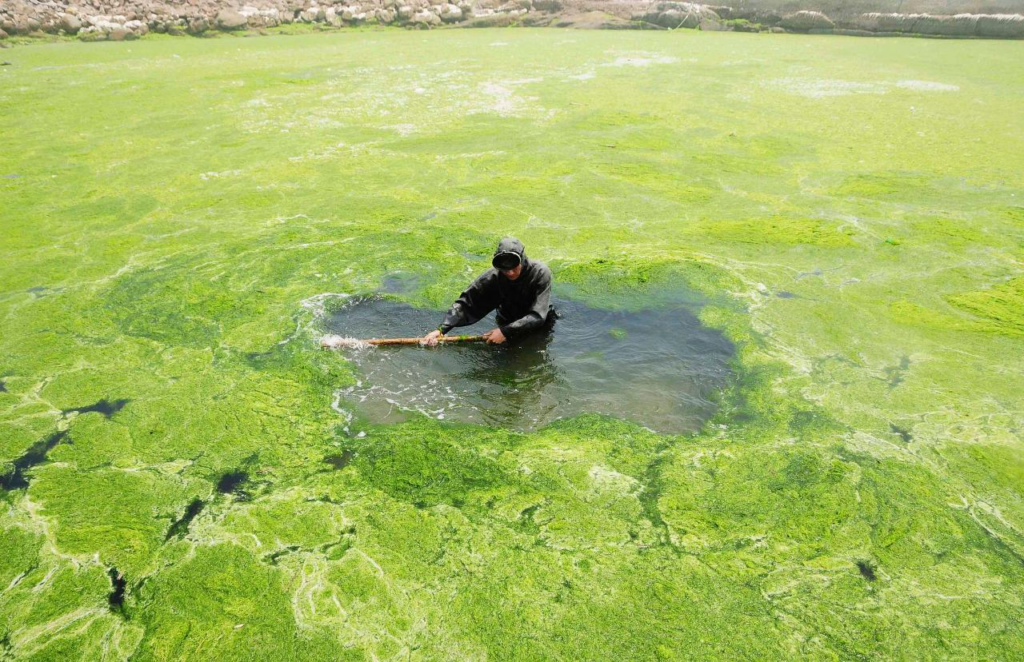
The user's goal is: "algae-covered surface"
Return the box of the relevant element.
[1,29,1023,660]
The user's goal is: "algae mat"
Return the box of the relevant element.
[1,28,1023,660]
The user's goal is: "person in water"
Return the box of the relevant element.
[422,237,555,346]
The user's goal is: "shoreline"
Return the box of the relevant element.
[2,3,1023,45]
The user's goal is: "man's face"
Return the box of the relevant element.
[501,264,523,281]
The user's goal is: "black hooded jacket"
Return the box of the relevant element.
[438,238,554,340]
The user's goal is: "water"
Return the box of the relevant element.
[165,498,205,541]
[324,450,355,469]
[0,430,69,491]
[216,470,250,500]
[64,398,130,418]
[107,568,126,611]
[325,295,734,434]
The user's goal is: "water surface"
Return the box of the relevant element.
[326,295,733,434]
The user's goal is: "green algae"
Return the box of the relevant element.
[693,216,858,247]
[947,276,1024,336]
[0,28,1022,660]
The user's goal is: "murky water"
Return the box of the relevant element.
[325,295,734,434]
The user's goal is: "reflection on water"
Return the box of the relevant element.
[326,296,734,434]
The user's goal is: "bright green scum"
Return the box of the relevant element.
[1,29,1023,660]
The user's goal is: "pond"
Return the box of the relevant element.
[324,295,734,434]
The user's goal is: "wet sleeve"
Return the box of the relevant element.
[499,270,552,340]
[439,272,498,334]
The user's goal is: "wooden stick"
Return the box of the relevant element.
[320,334,486,349]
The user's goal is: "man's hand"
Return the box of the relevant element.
[483,328,507,345]
[422,330,442,347]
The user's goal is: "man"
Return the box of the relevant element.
[422,237,554,346]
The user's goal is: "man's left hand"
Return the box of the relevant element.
[483,328,507,345]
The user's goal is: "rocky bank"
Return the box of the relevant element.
[0,0,1022,41]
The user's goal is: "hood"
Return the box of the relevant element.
[492,237,528,270]
[496,237,525,258]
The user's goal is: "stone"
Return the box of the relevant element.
[533,0,560,11]
[410,9,441,25]
[643,3,720,30]
[108,26,128,40]
[217,9,248,30]
[398,5,414,19]
[0,28,7,39]
[911,14,978,37]
[831,28,875,37]
[699,18,723,31]
[40,19,63,35]
[779,10,834,31]
[852,12,913,33]
[8,17,28,34]
[976,14,1024,38]
[463,11,516,27]
[125,19,147,35]
[60,14,82,34]
[521,13,553,26]
[710,6,743,20]
[79,28,108,40]
[439,3,462,22]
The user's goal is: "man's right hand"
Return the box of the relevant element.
[422,330,442,347]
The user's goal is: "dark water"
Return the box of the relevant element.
[324,450,354,469]
[108,568,127,611]
[857,560,878,582]
[890,423,913,443]
[165,498,205,540]
[64,398,130,419]
[216,470,250,499]
[0,431,69,491]
[381,273,421,295]
[325,296,734,434]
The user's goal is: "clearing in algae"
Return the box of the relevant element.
[1,28,1023,660]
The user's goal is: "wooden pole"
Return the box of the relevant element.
[320,334,486,349]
